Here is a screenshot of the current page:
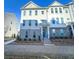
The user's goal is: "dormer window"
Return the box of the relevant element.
[35,10,37,15]
[29,10,32,15]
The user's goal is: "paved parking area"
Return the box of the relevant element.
[4,43,74,56]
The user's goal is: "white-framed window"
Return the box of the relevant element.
[59,8,62,13]
[67,18,70,20]
[51,8,53,13]
[55,8,58,13]
[41,11,44,14]
[65,10,68,13]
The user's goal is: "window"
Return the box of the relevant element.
[56,18,59,24]
[35,20,38,26]
[67,18,70,20]
[23,20,25,26]
[33,32,36,38]
[29,20,31,26]
[60,29,64,35]
[52,18,56,24]
[61,18,64,24]
[66,10,68,13]
[29,10,32,15]
[55,8,58,13]
[59,8,62,13]
[41,11,44,14]
[9,27,11,31]
[11,21,12,24]
[51,8,53,13]
[23,10,26,16]
[35,10,37,15]
[52,29,55,33]
[25,31,28,38]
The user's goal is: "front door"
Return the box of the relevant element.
[43,27,48,39]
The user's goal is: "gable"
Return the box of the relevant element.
[21,1,41,9]
[49,1,63,6]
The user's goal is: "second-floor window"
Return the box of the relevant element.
[55,8,58,13]
[41,11,44,14]
[66,10,68,13]
[59,8,62,13]
[51,8,54,13]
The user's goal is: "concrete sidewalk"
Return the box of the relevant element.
[4,39,16,45]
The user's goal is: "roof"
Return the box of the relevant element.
[65,2,74,6]
[49,1,63,7]
[21,1,42,9]
[21,1,65,9]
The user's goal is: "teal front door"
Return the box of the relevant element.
[43,27,48,39]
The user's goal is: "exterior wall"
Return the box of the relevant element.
[20,20,41,40]
[4,13,18,38]
[21,2,73,24]
[20,29,41,40]
[47,6,72,24]
[49,27,71,38]
[21,9,47,23]
[68,4,74,22]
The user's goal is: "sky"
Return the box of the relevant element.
[4,0,73,20]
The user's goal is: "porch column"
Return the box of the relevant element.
[48,26,50,39]
[41,26,43,41]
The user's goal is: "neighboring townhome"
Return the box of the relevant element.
[4,12,18,38]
